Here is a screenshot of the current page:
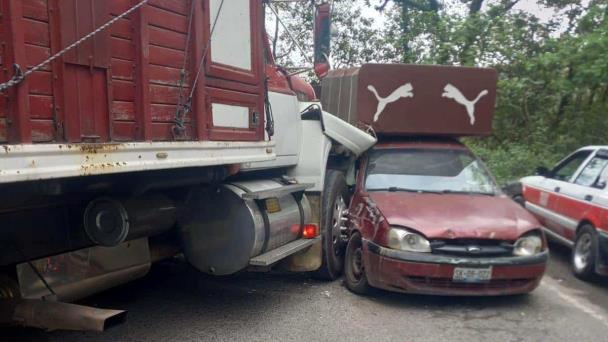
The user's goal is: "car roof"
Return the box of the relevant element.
[578,146,608,151]
[573,145,608,153]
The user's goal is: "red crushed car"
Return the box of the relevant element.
[343,140,548,296]
[320,64,548,296]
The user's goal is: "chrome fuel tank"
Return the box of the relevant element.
[179,180,311,275]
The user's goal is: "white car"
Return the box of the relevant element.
[520,146,608,280]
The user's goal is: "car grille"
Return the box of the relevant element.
[430,239,514,257]
[406,276,533,290]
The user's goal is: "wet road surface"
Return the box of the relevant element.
[5,242,608,342]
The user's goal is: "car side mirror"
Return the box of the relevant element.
[313,3,331,79]
[535,166,551,177]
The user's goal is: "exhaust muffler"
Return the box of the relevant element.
[4,299,126,332]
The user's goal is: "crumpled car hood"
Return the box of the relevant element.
[368,192,540,241]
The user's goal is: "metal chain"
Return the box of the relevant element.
[173,0,197,134]
[173,0,225,136]
[0,0,151,92]
[188,0,226,100]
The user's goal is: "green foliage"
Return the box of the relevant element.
[270,0,608,184]
[371,0,608,184]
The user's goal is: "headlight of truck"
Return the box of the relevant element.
[513,233,543,256]
[387,227,431,253]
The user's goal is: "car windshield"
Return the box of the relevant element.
[365,147,499,195]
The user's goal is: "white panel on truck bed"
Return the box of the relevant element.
[210,0,252,71]
[212,103,250,129]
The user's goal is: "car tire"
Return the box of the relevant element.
[314,170,349,280]
[344,232,370,295]
[572,225,599,281]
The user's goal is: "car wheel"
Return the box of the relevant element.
[344,232,370,295]
[315,170,350,280]
[572,225,599,280]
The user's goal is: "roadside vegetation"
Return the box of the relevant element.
[269,0,608,184]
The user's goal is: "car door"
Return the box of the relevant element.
[597,166,608,235]
[528,150,594,238]
[556,150,608,241]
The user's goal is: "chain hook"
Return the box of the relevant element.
[0,64,25,92]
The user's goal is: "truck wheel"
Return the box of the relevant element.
[572,225,599,281]
[344,232,369,295]
[315,170,349,280]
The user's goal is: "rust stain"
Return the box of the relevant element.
[77,143,126,175]
[79,143,123,154]
[80,161,123,176]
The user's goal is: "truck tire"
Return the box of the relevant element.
[572,225,599,281]
[344,232,370,294]
[315,170,349,280]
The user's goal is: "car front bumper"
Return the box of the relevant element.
[362,239,548,296]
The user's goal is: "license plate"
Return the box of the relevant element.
[452,267,492,283]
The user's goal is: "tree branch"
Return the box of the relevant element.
[487,0,520,18]
[375,0,391,11]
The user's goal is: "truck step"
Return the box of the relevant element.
[241,183,314,200]
[249,236,321,266]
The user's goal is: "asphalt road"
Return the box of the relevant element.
[5,242,608,342]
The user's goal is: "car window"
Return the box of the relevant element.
[552,150,592,181]
[574,156,608,187]
[598,165,608,189]
[365,147,499,195]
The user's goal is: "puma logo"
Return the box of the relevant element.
[442,84,488,125]
[367,83,414,122]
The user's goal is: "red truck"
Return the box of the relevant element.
[0,0,376,331]
[322,64,548,296]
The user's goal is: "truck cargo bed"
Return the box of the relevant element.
[0,0,272,182]
[0,0,266,144]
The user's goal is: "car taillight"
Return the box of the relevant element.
[302,224,320,239]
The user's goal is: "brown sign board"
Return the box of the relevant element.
[320,64,498,136]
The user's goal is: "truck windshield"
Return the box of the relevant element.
[365,148,499,195]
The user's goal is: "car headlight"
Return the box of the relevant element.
[387,227,431,253]
[513,233,543,256]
